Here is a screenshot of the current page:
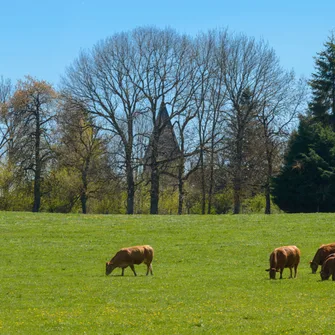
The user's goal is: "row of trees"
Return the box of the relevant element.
[0,27,307,214]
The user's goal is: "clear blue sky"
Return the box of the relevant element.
[1,0,334,88]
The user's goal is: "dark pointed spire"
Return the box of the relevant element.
[157,101,170,126]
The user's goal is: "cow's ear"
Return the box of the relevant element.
[309,260,312,264]
[265,269,270,272]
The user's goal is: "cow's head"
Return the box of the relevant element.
[309,260,318,274]
[266,268,277,279]
[320,270,330,281]
[106,262,115,276]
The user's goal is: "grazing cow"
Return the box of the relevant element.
[106,245,154,276]
[266,245,300,279]
[310,243,335,274]
[320,253,335,281]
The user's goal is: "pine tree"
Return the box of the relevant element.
[272,34,335,212]
[309,33,335,126]
[272,116,335,212]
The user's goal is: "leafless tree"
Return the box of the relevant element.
[62,32,143,214]
[11,76,57,212]
[128,27,197,214]
[257,73,307,213]
[217,33,289,214]
[0,76,14,160]
[191,30,229,214]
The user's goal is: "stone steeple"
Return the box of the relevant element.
[145,102,181,167]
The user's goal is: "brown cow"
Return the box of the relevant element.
[106,245,154,276]
[266,245,300,279]
[310,243,335,274]
[320,253,335,280]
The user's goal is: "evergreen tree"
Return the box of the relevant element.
[272,34,335,213]
[309,33,335,126]
[272,116,335,212]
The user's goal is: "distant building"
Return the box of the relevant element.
[144,102,181,174]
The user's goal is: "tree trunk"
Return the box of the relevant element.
[233,178,241,214]
[264,147,273,215]
[233,137,243,215]
[150,167,159,214]
[199,148,206,214]
[178,164,184,215]
[207,148,215,214]
[32,113,41,213]
[32,168,41,212]
[80,158,90,214]
[149,126,160,215]
[265,185,271,215]
[80,191,87,214]
[264,168,272,215]
[126,172,135,215]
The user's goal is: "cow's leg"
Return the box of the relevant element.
[121,267,125,276]
[279,268,284,279]
[294,265,298,278]
[129,264,137,276]
[289,267,293,279]
[146,263,153,276]
[332,270,335,281]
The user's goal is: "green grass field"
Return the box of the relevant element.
[1,212,335,334]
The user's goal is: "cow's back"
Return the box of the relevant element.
[284,246,300,266]
[274,246,300,267]
[122,245,153,265]
[319,243,335,263]
[111,249,133,265]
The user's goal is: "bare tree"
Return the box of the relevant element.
[62,32,143,214]
[0,76,14,160]
[217,33,285,214]
[11,76,57,212]
[129,27,197,214]
[189,30,229,214]
[257,73,307,213]
[193,32,216,215]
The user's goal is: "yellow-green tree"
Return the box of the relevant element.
[56,100,116,213]
[11,76,57,212]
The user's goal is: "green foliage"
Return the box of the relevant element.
[88,191,127,214]
[42,168,81,213]
[272,117,335,212]
[1,212,335,334]
[134,183,151,214]
[212,189,234,214]
[309,33,335,125]
[0,164,33,211]
[242,194,281,214]
[159,186,179,214]
[273,34,335,213]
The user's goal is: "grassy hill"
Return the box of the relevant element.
[1,212,335,334]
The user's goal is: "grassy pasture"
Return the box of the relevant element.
[1,212,335,334]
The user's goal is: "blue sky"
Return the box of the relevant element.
[1,0,334,88]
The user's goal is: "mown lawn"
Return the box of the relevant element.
[1,212,335,334]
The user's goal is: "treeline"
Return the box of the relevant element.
[0,27,308,214]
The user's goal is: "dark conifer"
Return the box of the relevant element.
[309,33,335,127]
